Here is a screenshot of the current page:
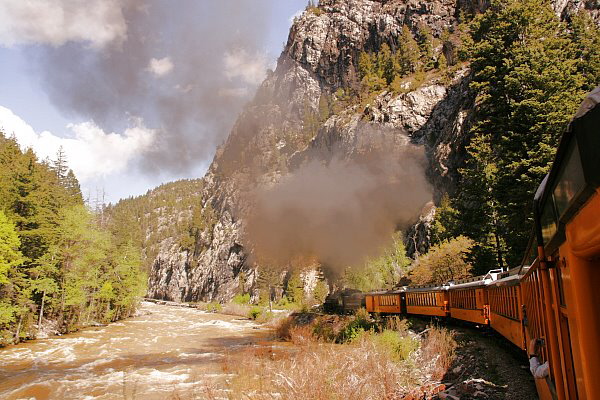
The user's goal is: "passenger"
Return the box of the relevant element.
[528,338,550,379]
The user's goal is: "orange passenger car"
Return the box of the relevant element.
[365,291,403,314]
[520,86,600,400]
[487,267,526,349]
[447,271,500,325]
[404,286,449,317]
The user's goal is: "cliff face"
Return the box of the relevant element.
[146,0,598,302]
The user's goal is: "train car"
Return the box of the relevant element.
[487,266,526,349]
[404,285,449,317]
[519,86,600,400]
[365,290,404,314]
[447,270,501,325]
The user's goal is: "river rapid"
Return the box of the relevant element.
[0,302,271,399]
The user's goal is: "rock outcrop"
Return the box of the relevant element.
[146,0,599,302]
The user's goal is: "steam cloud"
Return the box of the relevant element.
[20,0,277,176]
[246,131,433,270]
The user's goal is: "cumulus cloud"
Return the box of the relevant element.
[224,48,269,86]
[0,0,127,48]
[148,57,174,77]
[31,2,274,176]
[0,106,155,182]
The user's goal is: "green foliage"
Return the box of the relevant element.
[410,236,474,284]
[285,271,304,305]
[248,306,262,320]
[345,231,410,291]
[371,330,419,361]
[312,279,328,304]
[0,132,147,343]
[356,26,443,98]
[337,308,375,343]
[438,0,599,269]
[206,302,222,313]
[232,293,250,305]
[0,211,23,285]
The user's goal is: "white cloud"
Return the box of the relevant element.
[223,48,268,86]
[0,106,155,182]
[148,57,174,77]
[0,0,127,48]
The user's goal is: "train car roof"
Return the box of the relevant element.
[404,284,448,292]
[447,269,502,289]
[364,289,405,295]
[488,270,522,287]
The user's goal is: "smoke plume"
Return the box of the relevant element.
[23,0,278,176]
[245,130,433,270]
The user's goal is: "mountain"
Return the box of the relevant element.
[113,0,599,302]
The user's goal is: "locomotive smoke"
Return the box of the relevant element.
[245,129,433,270]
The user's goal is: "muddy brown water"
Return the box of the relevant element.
[0,302,273,399]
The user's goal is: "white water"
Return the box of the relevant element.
[0,302,271,399]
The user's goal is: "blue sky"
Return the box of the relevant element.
[0,1,307,203]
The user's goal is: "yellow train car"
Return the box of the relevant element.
[520,86,600,400]
[487,267,526,350]
[404,285,449,317]
[448,271,501,325]
[365,291,403,314]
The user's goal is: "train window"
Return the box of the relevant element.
[540,196,558,245]
[553,140,585,221]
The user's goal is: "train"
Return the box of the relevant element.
[326,86,600,400]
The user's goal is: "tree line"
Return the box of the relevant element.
[431,0,600,273]
[0,134,146,345]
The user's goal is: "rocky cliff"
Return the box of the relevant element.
[145,0,599,302]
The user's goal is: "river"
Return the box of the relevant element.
[0,302,271,399]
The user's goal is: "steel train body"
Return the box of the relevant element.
[362,88,600,399]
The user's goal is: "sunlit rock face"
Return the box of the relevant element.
[146,0,599,302]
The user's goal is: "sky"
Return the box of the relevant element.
[0,0,307,204]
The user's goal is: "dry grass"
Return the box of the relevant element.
[192,317,458,400]
[220,303,251,318]
[420,325,458,380]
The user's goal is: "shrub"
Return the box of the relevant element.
[421,325,457,379]
[371,330,419,361]
[336,308,375,343]
[248,306,262,320]
[232,293,250,305]
[275,316,294,340]
[385,316,410,333]
[205,302,222,313]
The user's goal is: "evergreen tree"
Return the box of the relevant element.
[569,10,600,92]
[0,211,24,326]
[449,0,592,267]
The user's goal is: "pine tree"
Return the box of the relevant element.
[0,211,24,326]
[569,10,600,92]
[395,26,420,76]
[452,0,590,267]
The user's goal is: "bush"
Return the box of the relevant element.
[232,293,250,305]
[336,308,375,343]
[371,330,419,361]
[275,316,295,340]
[205,302,222,313]
[248,306,262,320]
